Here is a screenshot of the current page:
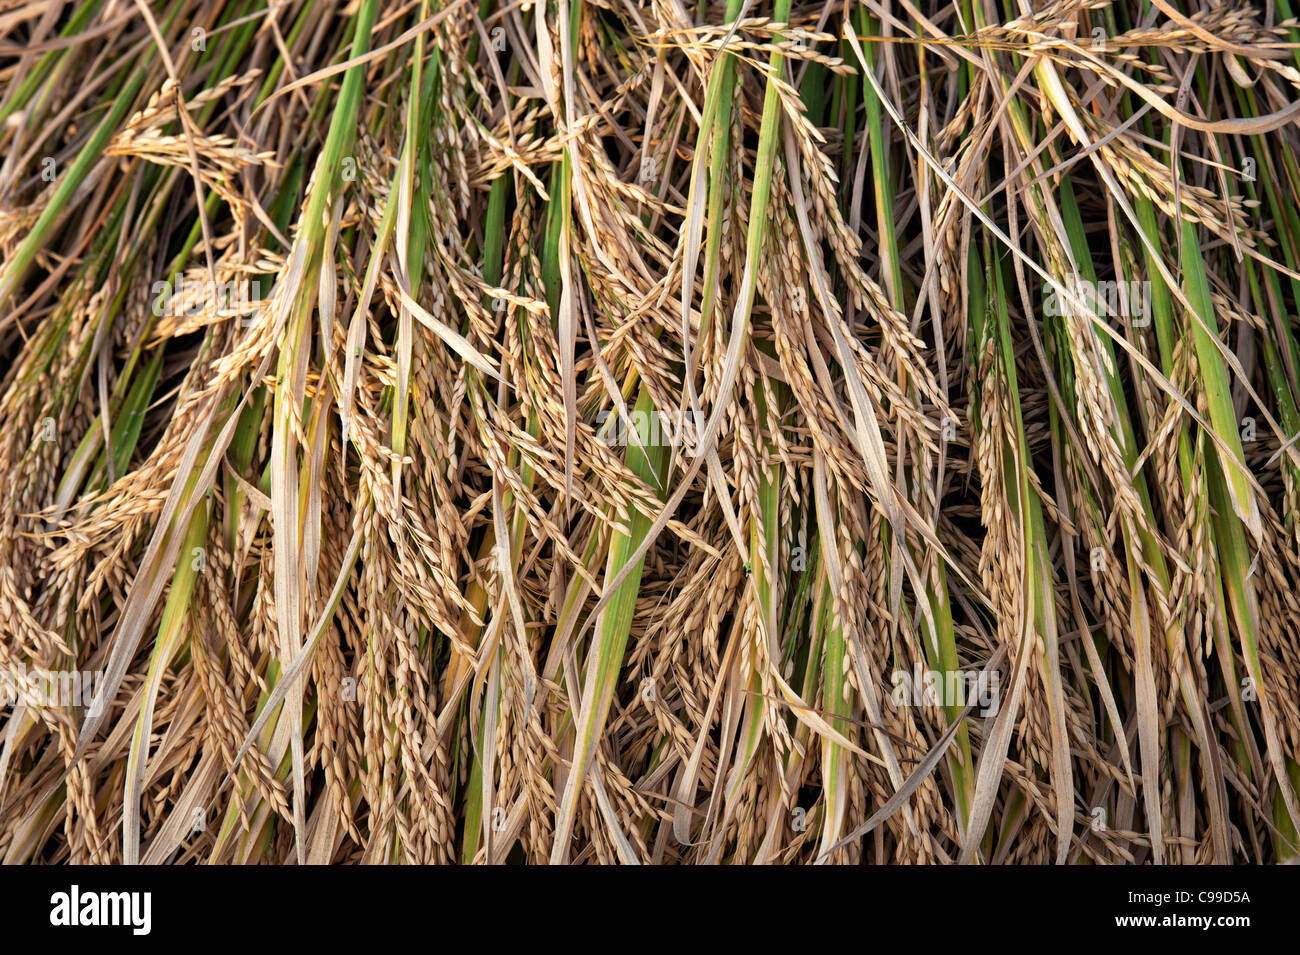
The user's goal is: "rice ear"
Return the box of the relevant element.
[3,0,1300,865]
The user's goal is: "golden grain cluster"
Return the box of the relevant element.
[1,0,1299,864]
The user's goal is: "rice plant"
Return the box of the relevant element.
[1,0,1299,864]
